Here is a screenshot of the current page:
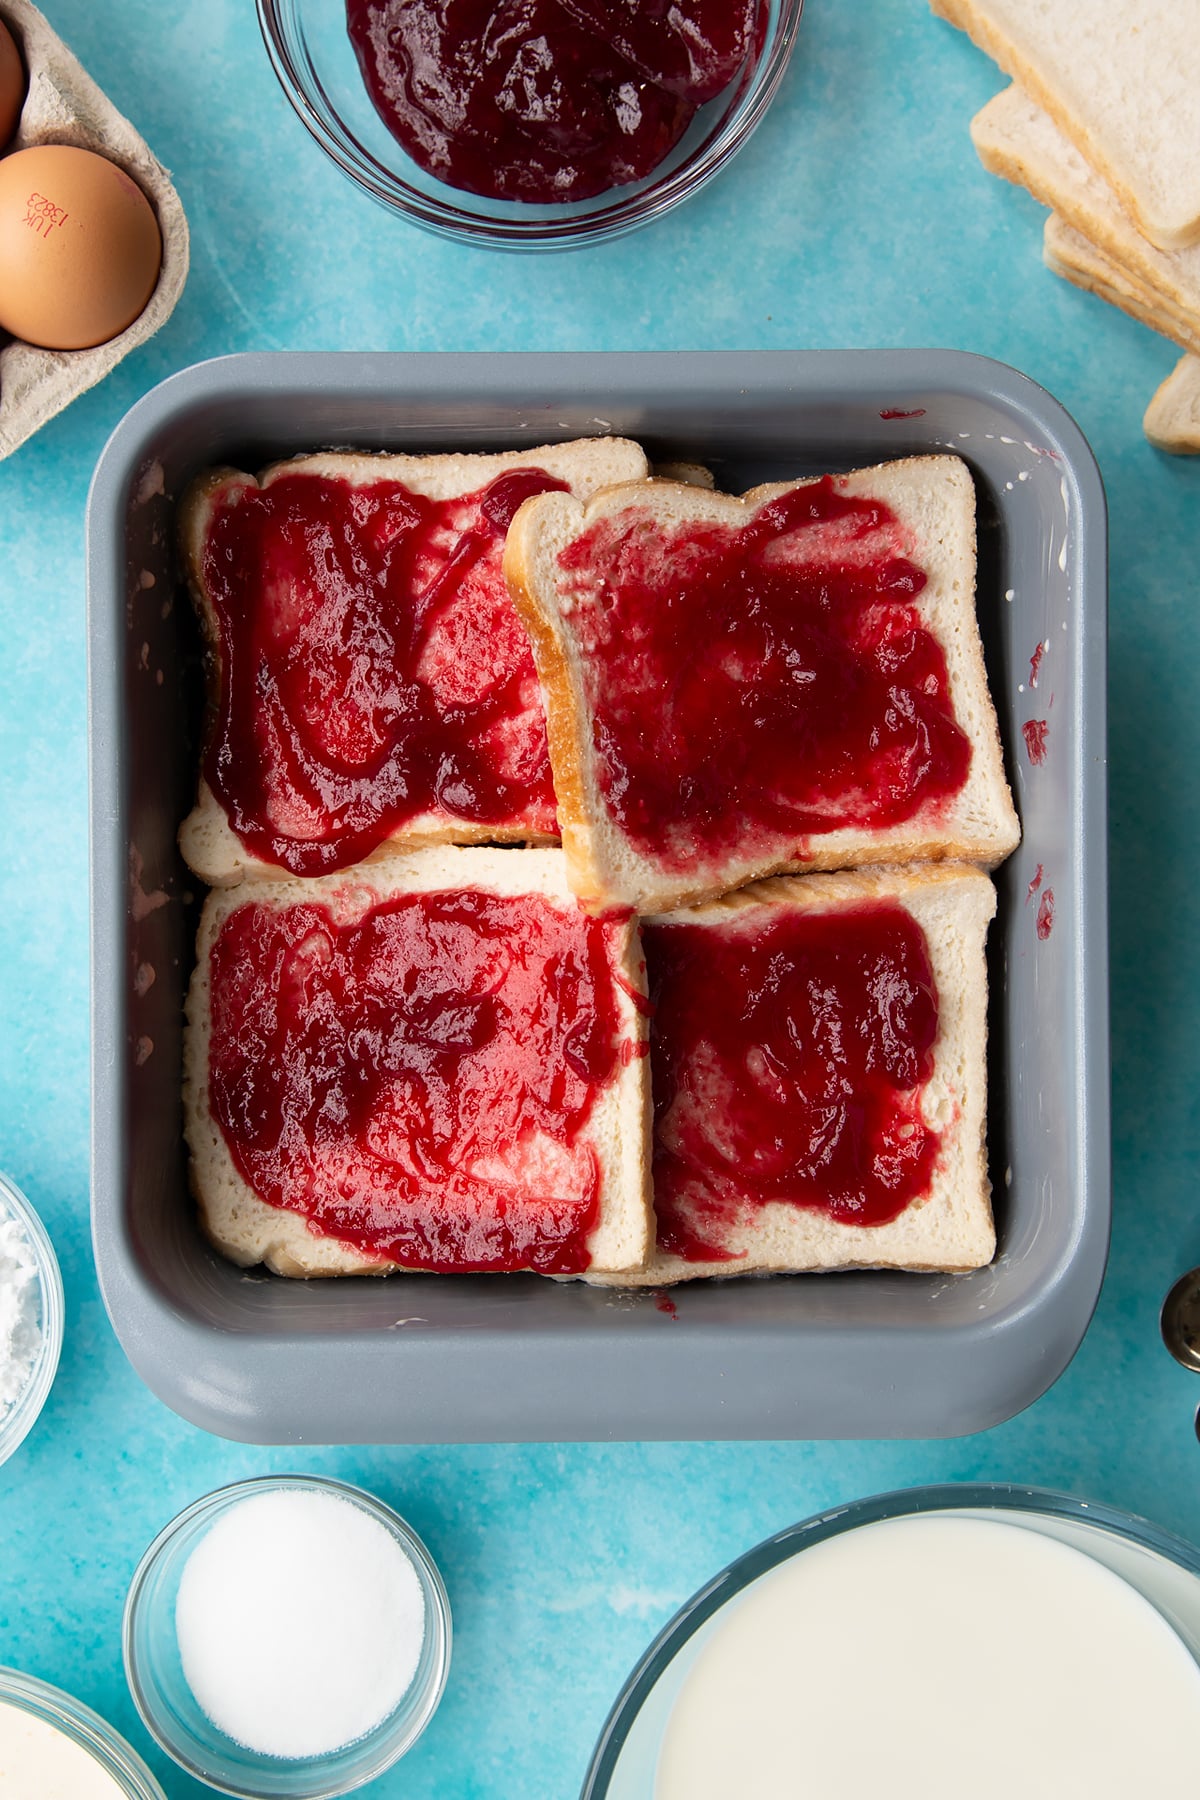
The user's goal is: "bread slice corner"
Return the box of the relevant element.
[1043,215,1200,357]
[1144,354,1200,454]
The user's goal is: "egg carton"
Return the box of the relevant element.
[0,0,188,459]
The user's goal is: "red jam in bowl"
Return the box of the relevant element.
[557,478,972,875]
[199,466,566,876]
[346,0,762,203]
[207,887,629,1273]
[644,901,942,1263]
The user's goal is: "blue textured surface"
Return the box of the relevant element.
[0,2,1197,1796]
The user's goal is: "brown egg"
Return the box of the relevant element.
[0,144,162,350]
[0,19,23,150]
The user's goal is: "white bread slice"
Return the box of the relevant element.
[1144,355,1200,454]
[930,0,1200,251]
[973,86,1200,340]
[179,437,649,887]
[503,457,1019,915]
[1043,215,1200,358]
[597,862,996,1284]
[183,845,652,1279]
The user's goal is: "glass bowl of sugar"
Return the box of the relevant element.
[0,1170,64,1469]
[123,1475,451,1798]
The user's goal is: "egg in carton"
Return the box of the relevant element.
[0,0,188,459]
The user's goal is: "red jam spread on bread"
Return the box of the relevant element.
[644,902,941,1261]
[200,467,565,875]
[557,478,972,870]
[345,0,761,203]
[207,888,628,1273]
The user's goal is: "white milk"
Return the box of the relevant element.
[0,1699,129,1798]
[655,1514,1200,1799]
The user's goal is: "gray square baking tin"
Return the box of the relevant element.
[86,350,1109,1443]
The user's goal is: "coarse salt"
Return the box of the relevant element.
[0,1198,42,1423]
[175,1488,427,1760]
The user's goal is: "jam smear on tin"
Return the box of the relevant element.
[556,477,973,875]
[207,887,628,1273]
[644,902,942,1263]
[1036,888,1055,940]
[1022,718,1048,766]
[200,466,567,876]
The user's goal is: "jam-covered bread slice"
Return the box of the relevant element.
[178,437,649,886]
[608,862,997,1284]
[504,457,1020,914]
[183,846,652,1279]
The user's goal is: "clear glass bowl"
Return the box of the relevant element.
[0,1666,166,1800]
[256,0,805,248]
[123,1475,452,1799]
[0,1169,64,1469]
[582,1483,1200,1797]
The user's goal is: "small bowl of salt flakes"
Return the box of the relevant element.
[0,1170,64,1468]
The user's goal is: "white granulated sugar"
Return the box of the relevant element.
[0,1201,42,1421]
[175,1489,427,1760]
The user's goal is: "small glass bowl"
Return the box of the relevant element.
[0,1170,64,1469]
[123,1475,452,1800]
[256,0,805,249]
[582,1483,1200,1797]
[0,1666,166,1800]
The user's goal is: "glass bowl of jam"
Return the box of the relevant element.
[256,0,804,248]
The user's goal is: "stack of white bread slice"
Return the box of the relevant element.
[182,443,1019,1285]
[931,0,1200,453]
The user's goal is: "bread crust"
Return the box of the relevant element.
[504,456,1019,914]
[183,846,653,1279]
[592,861,997,1284]
[178,438,650,886]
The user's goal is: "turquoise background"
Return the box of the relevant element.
[1,1,1198,1795]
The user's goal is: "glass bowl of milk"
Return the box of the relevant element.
[0,1667,165,1799]
[582,1484,1200,1799]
